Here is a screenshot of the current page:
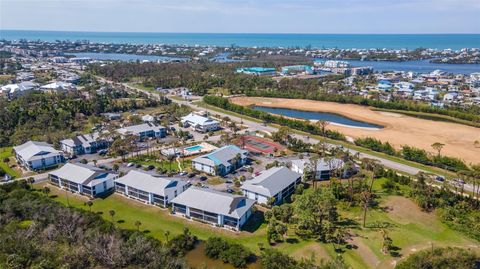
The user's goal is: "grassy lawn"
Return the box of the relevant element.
[126,82,157,93]
[34,178,478,269]
[208,87,230,96]
[0,147,21,178]
[128,155,192,172]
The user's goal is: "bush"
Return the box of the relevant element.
[396,247,478,269]
[204,237,251,268]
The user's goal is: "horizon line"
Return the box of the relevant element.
[2,29,480,35]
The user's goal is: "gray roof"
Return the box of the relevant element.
[291,158,345,172]
[49,163,116,187]
[171,186,254,219]
[115,170,188,196]
[117,123,165,136]
[241,166,301,197]
[13,141,63,162]
[192,145,247,167]
[181,113,219,126]
[60,132,103,148]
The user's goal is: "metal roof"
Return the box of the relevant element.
[117,123,165,135]
[291,158,345,172]
[192,145,247,167]
[49,163,116,187]
[241,166,301,197]
[115,170,188,196]
[171,186,254,219]
[181,113,219,126]
[13,141,63,162]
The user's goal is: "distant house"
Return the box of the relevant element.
[0,82,38,99]
[141,114,155,123]
[48,163,117,197]
[60,132,109,156]
[101,113,122,121]
[13,141,65,171]
[40,81,76,92]
[114,170,190,207]
[241,166,301,205]
[192,145,247,176]
[291,158,347,180]
[181,113,220,133]
[117,123,166,139]
[171,186,255,231]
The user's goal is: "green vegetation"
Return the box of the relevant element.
[355,138,469,172]
[205,237,252,268]
[396,247,478,269]
[0,89,166,147]
[127,154,192,173]
[0,181,188,268]
[0,147,20,178]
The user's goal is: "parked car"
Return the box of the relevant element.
[179,171,188,176]
[199,176,207,181]
[127,162,134,167]
[226,189,234,193]
[188,173,196,178]
[435,176,445,182]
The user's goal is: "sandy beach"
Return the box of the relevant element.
[231,97,480,164]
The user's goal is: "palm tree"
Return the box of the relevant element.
[27,177,35,188]
[92,159,98,167]
[135,220,142,231]
[164,230,170,242]
[316,120,329,137]
[86,201,93,212]
[109,210,116,222]
[42,186,50,197]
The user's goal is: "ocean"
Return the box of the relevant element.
[1,30,479,50]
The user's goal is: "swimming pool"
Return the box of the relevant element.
[185,145,204,152]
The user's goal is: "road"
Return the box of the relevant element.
[97,78,475,193]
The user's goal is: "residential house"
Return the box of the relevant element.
[117,123,166,139]
[181,113,220,133]
[114,170,190,207]
[60,132,109,156]
[241,166,301,205]
[13,141,65,171]
[192,145,247,176]
[40,81,76,92]
[0,81,38,99]
[171,187,255,231]
[291,158,347,180]
[48,163,117,197]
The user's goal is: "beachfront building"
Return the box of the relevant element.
[291,158,347,180]
[60,132,109,156]
[171,187,255,231]
[114,170,190,207]
[48,163,117,198]
[13,141,65,171]
[236,67,277,76]
[181,113,220,133]
[192,145,248,176]
[117,123,167,139]
[241,166,301,205]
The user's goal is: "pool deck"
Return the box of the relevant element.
[182,142,218,156]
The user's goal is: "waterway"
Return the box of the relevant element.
[343,59,480,74]
[65,52,189,62]
[253,106,383,129]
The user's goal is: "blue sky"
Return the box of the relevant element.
[1,0,479,33]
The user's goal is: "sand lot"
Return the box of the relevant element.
[231,97,480,164]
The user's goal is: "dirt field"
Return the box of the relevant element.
[231,97,480,164]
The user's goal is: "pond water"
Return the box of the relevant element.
[185,242,262,269]
[66,52,189,62]
[253,106,383,129]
